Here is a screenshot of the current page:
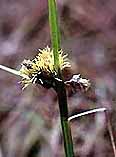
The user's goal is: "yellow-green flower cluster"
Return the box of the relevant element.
[19,46,71,89]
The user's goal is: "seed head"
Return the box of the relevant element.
[19,46,71,89]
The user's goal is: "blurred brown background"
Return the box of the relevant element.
[0,0,116,157]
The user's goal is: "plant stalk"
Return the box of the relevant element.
[56,81,74,157]
[48,0,74,156]
[48,0,60,72]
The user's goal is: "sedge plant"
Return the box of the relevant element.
[0,0,89,156]
[2,0,115,157]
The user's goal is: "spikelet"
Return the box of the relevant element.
[19,46,71,89]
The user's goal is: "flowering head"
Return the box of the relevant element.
[19,46,71,89]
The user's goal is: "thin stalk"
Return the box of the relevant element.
[68,108,106,121]
[0,64,21,77]
[48,0,60,72]
[48,0,74,156]
[0,64,28,79]
[56,81,74,157]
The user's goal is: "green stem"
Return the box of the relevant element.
[48,0,60,72]
[48,0,74,156]
[61,120,74,157]
[56,81,74,157]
